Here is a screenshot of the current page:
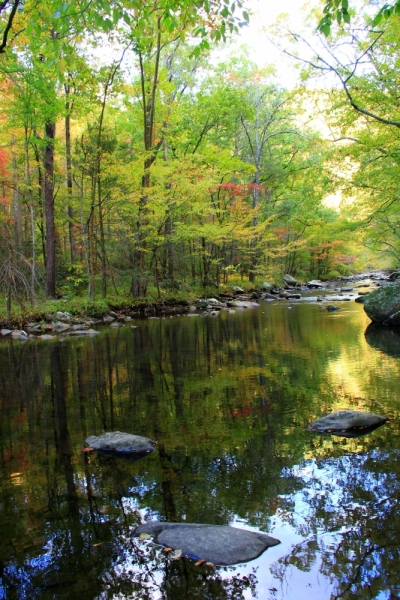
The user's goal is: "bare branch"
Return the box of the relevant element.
[0,0,20,53]
[277,31,400,129]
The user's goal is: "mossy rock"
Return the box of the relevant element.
[363,283,400,324]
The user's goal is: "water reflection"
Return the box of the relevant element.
[317,423,386,438]
[0,302,399,598]
[273,450,400,600]
[365,322,400,357]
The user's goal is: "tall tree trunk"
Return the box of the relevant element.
[24,126,36,301]
[86,50,127,299]
[98,175,107,298]
[65,86,76,264]
[130,24,161,297]
[249,167,260,283]
[79,169,93,300]
[44,121,56,298]
[88,173,96,300]
[11,136,22,251]
[165,213,174,282]
[163,142,174,283]
[32,132,46,265]
[130,167,151,297]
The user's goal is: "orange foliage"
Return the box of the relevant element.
[0,148,9,177]
[334,254,356,266]
[219,182,265,198]
[273,227,290,241]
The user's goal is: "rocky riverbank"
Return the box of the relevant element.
[1,269,398,342]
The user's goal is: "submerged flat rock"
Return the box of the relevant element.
[227,300,260,308]
[308,410,388,436]
[133,522,280,566]
[85,431,156,456]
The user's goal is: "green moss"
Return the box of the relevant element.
[364,283,400,322]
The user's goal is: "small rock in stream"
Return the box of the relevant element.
[84,431,156,458]
[68,328,100,336]
[308,410,388,437]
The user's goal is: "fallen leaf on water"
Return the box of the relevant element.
[185,553,200,561]
[171,549,182,560]
[195,558,206,566]
[139,533,151,540]
[82,447,94,453]
[205,562,214,567]
[10,473,21,478]
[163,547,173,553]
[93,542,103,547]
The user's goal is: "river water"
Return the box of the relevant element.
[0,289,399,599]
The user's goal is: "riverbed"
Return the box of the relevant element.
[0,290,399,599]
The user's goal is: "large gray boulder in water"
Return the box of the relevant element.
[133,522,280,566]
[307,280,325,288]
[364,283,400,324]
[308,410,388,437]
[85,431,156,456]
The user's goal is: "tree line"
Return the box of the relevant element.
[0,0,398,304]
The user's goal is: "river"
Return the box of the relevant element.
[0,288,399,599]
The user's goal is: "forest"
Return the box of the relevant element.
[0,0,399,316]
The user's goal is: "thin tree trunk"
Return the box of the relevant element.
[88,172,96,299]
[131,24,161,297]
[32,133,46,266]
[44,121,56,298]
[65,85,76,264]
[24,126,36,301]
[98,175,107,298]
[79,170,92,299]
[249,167,260,283]
[11,136,23,251]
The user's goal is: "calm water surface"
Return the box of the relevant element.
[0,296,399,600]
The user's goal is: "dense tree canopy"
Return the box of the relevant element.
[0,0,398,307]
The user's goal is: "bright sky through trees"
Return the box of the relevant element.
[214,0,321,86]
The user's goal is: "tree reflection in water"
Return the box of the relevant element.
[98,539,259,599]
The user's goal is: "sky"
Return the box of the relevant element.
[212,0,322,86]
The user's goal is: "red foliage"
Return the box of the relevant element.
[219,182,266,198]
[0,148,9,177]
[232,403,273,418]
